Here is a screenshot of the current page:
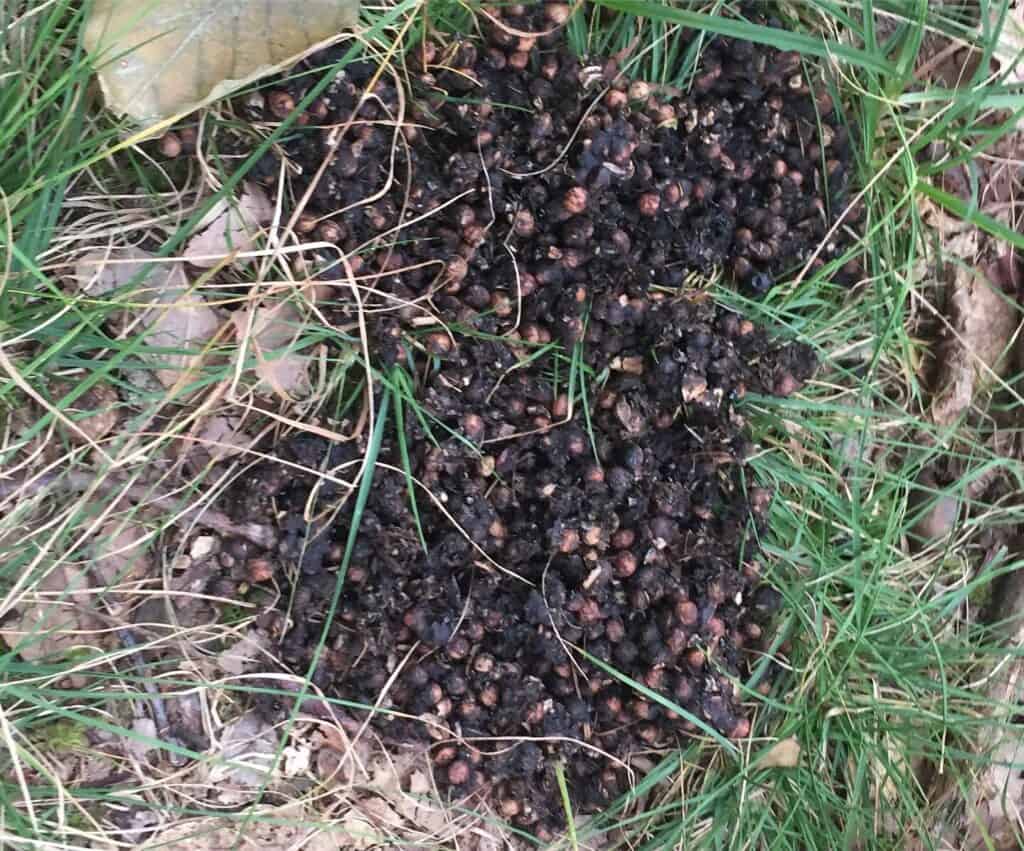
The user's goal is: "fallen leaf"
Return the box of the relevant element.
[931,258,1021,425]
[92,518,153,592]
[757,736,801,769]
[83,0,360,125]
[190,535,219,561]
[283,744,311,778]
[614,397,645,435]
[143,807,348,850]
[52,381,121,444]
[186,184,274,268]
[127,718,158,762]
[907,470,960,550]
[367,754,450,836]
[962,556,1024,851]
[0,566,92,661]
[209,712,278,788]
[337,812,379,849]
[144,277,223,388]
[217,630,270,677]
[74,249,222,389]
[230,300,312,400]
[196,414,253,459]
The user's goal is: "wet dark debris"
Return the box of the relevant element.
[212,2,851,837]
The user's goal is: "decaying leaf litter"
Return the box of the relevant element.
[6,0,1024,847]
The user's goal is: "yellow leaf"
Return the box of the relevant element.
[83,0,360,125]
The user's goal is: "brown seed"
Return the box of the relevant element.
[433,745,457,766]
[551,393,569,418]
[631,698,655,720]
[614,551,638,578]
[447,759,471,785]
[629,80,651,101]
[508,51,530,71]
[499,798,521,818]
[479,683,500,707]
[563,186,588,216]
[662,182,683,206]
[247,558,274,583]
[513,209,536,238]
[611,529,635,549]
[463,223,487,247]
[637,724,659,745]
[177,126,197,153]
[461,413,485,442]
[605,619,625,642]
[730,718,751,739]
[267,90,296,119]
[545,2,572,25]
[558,529,580,554]
[666,626,688,655]
[676,600,699,625]
[602,89,626,111]
[774,371,803,397]
[424,332,453,356]
[525,701,546,725]
[295,213,318,235]
[521,323,551,345]
[685,648,705,670]
[317,220,344,244]
[472,653,495,675]
[638,192,661,217]
[643,666,666,690]
[491,292,513,317]
[458,700,481,721]
[158,131,182,158]
[446,636,470,660]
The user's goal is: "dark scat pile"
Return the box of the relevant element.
[224,3,846,837]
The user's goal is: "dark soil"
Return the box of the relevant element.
[208,4,847,837]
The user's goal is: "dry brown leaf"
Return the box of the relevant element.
[230,300,312,400]
[75,250,222,389]
[961,561,1024,850]
[216,629,270,677]
[367,755,450,837]
[52,381,121,444]
[144,808,344,850]
[145,280,223,389]
[758,736,801,769]
[92,518,153,601]
[185,184,274,268]
[196,414,253,459]
[83,0,360,125]
[931,259,1021,425]
[0,566,91,661]
[208,712,278,788]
